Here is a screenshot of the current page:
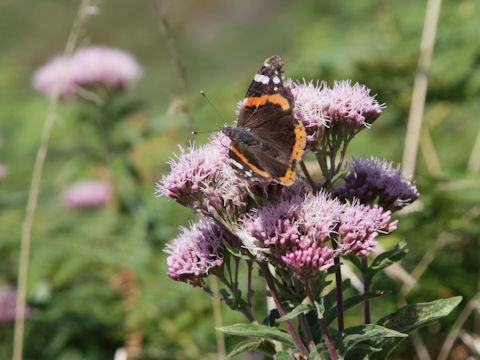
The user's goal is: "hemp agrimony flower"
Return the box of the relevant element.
[334,156,420,210]
[32,45,142,99]
[164,219,225,284]
[62,180,113,209]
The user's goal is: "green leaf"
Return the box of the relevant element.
[224,242,251,260]
[370,296,463,360]
[275,350,297,360]
[341,324,407,356]
[226,340,261,359]
[344,255,363,273]
[368,338,407,360]
[377,296,462,334]
[276,303,314,323]
[323,167,350,190]
[367,242,409,279]
[218,324,296,347]
[324,279,351,312]
[325,290,391,326]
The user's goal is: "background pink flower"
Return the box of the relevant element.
[62,180,113,209]
[32,46,143,98]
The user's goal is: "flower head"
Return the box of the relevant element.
[334,157,420,210]
[32,55,76,98]
[322,80,384,129]
[339,202,397,256]
[244,190,343,277]
[164,219,224,283]
[290,80,329,144]
[69,46,142,90]
[62,180,113,209]
[156,132,231,208]
[0,285,30,323]
[32,46,142,98]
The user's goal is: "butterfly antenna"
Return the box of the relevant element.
[200,90,226,124]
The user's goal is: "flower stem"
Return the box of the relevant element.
[299,160,319,192]
[260,263,309,357]
[305,281,338,360]
[304,280,338,360]
[362,256,371,324]
[332,242,344,333]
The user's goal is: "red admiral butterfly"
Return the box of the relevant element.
[222,56,306,186]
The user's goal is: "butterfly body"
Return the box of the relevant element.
[222,56,306,186]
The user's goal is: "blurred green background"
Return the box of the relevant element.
[1,0,479,359]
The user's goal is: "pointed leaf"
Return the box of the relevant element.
[377,296,462,334]
[341,324,407,355]
[218,324,296,347]
[367,243,408,279]
[226,340,261,359]
[325,290,391,326]
[276,303,314,323]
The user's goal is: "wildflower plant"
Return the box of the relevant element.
[158,61,460,359]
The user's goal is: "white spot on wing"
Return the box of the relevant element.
[274,86,278,91]
[254,74,269,84]
[272,76,280,84]
[230,159,244,169]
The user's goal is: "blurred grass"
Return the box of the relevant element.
[1,0,479,359]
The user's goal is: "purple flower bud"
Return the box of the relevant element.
[0,286,30,324]
[164,219,224,283]
[334,157,420,210]
[62,180,112,209]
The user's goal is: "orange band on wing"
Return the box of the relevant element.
[230,145,270,178]
[244,94,290,111]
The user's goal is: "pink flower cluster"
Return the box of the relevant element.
[244,189,343,277]
[0,285,30,323]
[32,45,143,98]
[339,202,398,256]
[62,180,113,209]
[156,132,231,208]
[290,80,384,144]
[242,187,398,276]
[164,219,225,282]
[334,157,419,210]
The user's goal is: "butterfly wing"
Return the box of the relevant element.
[229,56,306,185]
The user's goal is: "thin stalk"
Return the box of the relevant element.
[402,0,442,175]
[362,256,371,324]
[260,263,309,357]
[298,314,316,351]
[305,280,338,360]
[152,0,196,138]
[210,277,226,360]
[13,2,92,360]
[299,160,318,192]
[332,242,344,333]
[247,260,253,307]
[202,280,276,356]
